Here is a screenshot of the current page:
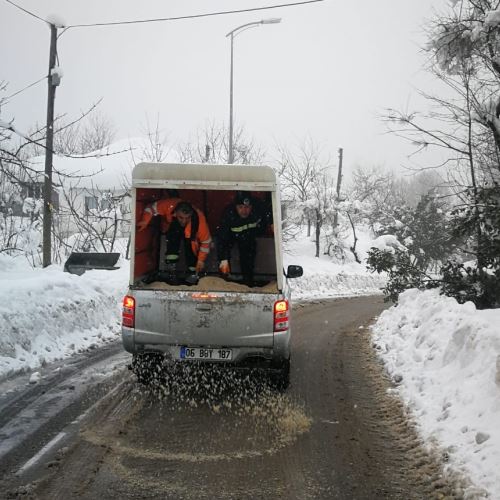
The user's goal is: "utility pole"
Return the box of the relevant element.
[333,147,343,229]
[228,31,234,164]
[42,23,58,268]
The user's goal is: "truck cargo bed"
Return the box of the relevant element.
[134,276,278,293]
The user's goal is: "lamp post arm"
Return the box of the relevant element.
[225,21,263,38]
[226,17,281,164]
[227,22,261,164]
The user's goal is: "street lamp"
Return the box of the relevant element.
[226,18,281,164]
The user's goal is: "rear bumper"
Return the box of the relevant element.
[121,326,290,366]
[122,326,135,353]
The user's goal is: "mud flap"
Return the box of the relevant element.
[63,252,120,276]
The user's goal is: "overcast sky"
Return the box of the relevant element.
[1,0,450,174]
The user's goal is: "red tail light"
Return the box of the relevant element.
[122,295,135,328]
[274,299,289,332]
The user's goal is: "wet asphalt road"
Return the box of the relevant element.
[0,296,459,499]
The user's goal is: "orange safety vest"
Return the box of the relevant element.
[140,198,182,232]
[183,209,212,262]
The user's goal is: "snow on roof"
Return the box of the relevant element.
[29,137,179,191]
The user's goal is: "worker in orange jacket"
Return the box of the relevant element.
[164,201,212,284]
[137,191,182,233]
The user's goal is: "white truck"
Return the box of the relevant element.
[121,163,303,388]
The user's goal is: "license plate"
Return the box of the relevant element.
[179,347,233,361]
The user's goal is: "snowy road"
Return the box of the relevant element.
[0,342,128,486]
[0,297,459,499]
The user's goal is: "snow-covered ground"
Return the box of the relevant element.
[0,253,128,378]
[285,227,388,300]
[372,289,500,499]
[0,231,498,497]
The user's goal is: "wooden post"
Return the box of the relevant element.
[333,147,343,229]
[42,23,57,267]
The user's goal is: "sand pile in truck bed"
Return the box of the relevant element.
[145,276,278,293]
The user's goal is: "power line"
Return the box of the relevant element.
[66,0,324,28]
[4,0,324,31]
[57,27,70,39]
[4,0,47,24]
[3,75,48,103]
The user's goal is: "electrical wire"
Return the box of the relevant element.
[3,75,48,103]
[1,0,323,101]
[66,0,324,28]
[57,27,70,39]
[4,0,323,31]
[4,0,47,24]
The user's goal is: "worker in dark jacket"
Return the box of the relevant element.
[216,191,272,285]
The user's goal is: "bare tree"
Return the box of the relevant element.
[380,1,500,278]
[1,91,128,266]
[275,138,327,237]
[384,0,500,190]
[133,114,172,163]
[178,120,265,165]
[59,181,130,253]
[1,87,46,264]
[308,169,337,258]
[275,139,340,256]
[78,112,116,154]
[24,104,116,157]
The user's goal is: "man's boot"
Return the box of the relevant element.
[165,262,180,285]
[184,266,199,285]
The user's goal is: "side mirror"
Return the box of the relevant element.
[286,265,303,279]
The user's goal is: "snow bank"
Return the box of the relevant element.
[289,270,385,300]
[0,235,384,379]
[371,288,500,498]
[0,254,128,379]
[284,231,386,300]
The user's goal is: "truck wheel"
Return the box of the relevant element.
[271,358,290,392]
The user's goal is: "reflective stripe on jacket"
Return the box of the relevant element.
[216,204,267,261]
[184,209,212,262]
[230,221,260,233]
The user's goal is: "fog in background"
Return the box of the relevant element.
[1,0,449,172]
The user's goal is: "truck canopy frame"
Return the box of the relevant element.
[132,163,277,191]
[130,163,284,290]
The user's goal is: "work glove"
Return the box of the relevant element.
[219,260,230,275]
[195,260,205,273]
